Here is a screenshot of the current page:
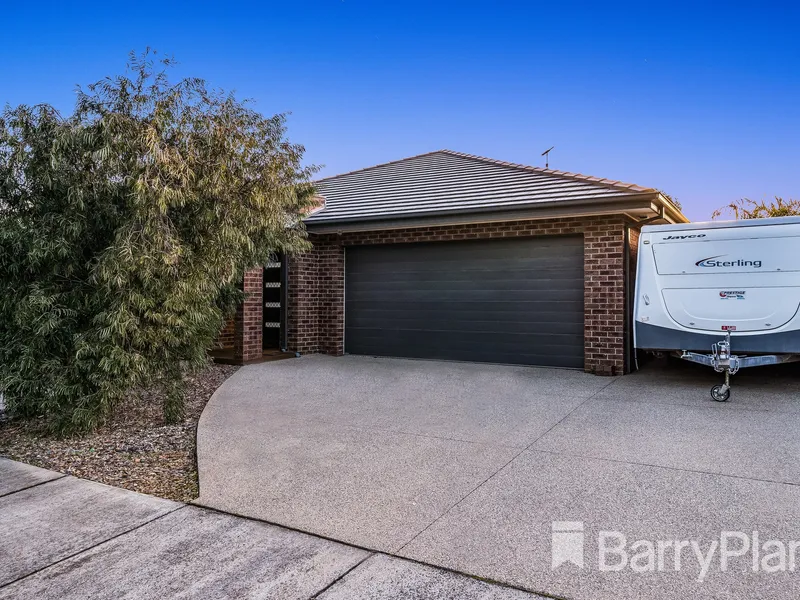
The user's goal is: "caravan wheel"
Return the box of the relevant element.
[711,385,730,402]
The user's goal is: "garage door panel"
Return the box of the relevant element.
[350,334,584,369]
[346,277,584,295]
[348,257,584,276]
[349,328,583,347]
[348,239,582,266]
[346,278,584,294]
[346,305,586,322]
[346,313,585,335]
[345,237,584,368]
[348,291,582,304]
[346,279,583,296]
[346,297,585,312]
[349,320,584,337]
[347,265,583,283]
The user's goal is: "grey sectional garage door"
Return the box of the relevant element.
[344,236,584,368]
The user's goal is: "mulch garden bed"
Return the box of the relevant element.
[0,363,239,502]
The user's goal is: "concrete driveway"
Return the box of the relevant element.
[197,355,800,599]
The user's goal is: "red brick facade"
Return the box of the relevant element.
[233,267,264,363]
[215,317,236,350]
[283,216,640,375]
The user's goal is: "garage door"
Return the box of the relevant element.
[344,236,584,368]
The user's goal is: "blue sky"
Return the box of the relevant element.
[2,1,798,221]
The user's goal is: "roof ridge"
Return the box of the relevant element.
[313,149,447,184]
[438,149,656,194]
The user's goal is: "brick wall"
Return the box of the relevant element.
[582,221,627,375]
[215,317,236,350]
[286,216,640,374]
[287,243,345,355]
[234,267,263,363]
[287,252,320,353]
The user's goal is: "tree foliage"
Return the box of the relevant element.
[712,197,800,220]
[0,51,315,434]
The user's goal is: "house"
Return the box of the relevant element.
[216,150,687,374]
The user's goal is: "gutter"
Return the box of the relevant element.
[305,193,669,234]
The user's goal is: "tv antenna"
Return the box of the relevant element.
[541,146,555,169]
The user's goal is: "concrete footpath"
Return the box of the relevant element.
[0,458,542,599]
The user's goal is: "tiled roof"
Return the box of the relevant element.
[305,149,657,224]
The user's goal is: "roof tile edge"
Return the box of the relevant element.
[312,149,446,184]
[438,149,656,194]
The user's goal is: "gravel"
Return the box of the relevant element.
[0,363,238,502]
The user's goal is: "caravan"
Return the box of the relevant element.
[634,216,800,401]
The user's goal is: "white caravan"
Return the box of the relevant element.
[634,216,800,401]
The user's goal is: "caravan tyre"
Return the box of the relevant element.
[711,385,731,402]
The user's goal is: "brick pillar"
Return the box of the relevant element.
[319,239,345,355]
[583,220,626,375]
[287,251,319,354]
[234,267,263,363]
[285,235,345,356]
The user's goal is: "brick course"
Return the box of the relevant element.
[285,216,641,375]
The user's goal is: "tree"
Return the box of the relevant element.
[712,197,800,220]
[0,51,316,434]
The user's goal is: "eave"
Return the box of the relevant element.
[304,192,688,234]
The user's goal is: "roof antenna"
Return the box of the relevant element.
[541,146,555,169]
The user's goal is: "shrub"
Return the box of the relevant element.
[0,51,315,433]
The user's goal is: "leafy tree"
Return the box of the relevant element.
[0,51,315,434]
[712,197,800,220]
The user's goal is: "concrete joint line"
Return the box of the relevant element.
[0,504,187,591]
[533,447,800,488]
[379,552,572,600]
[0,473,68,499]
[396,377,618,553]
[308,552,375,599]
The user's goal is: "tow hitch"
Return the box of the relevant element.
[676,331,800,402]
